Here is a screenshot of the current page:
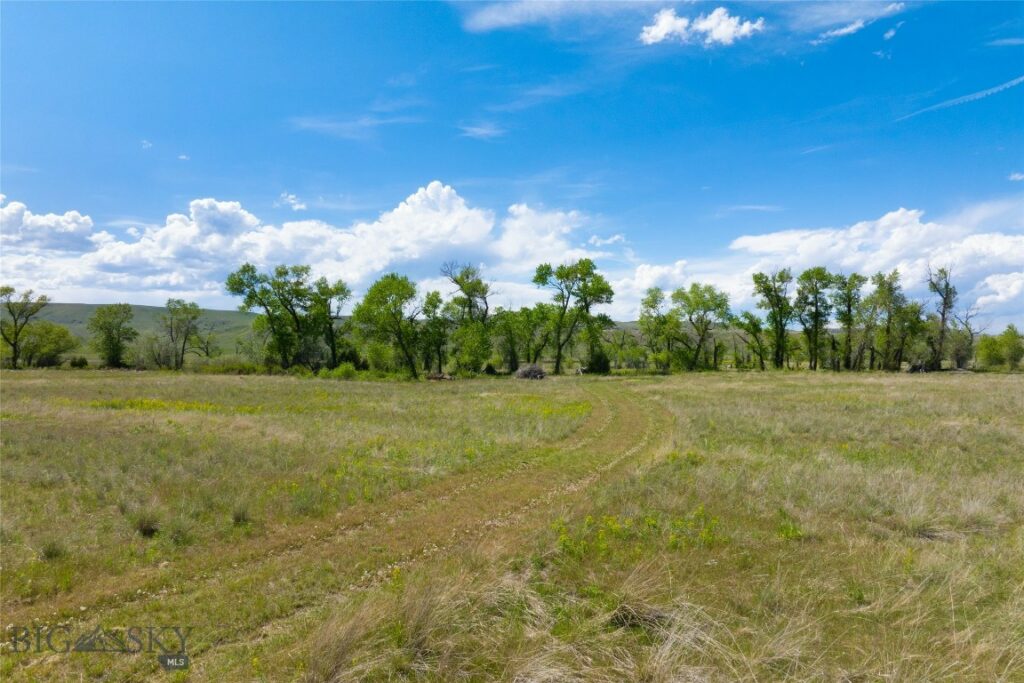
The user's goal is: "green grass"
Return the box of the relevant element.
[1,370,1022,681]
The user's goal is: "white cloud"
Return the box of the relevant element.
[277,192,308,212]
[463,1,629,32]
[589,234,625,246]
[1009,172,1024,182]
[459,122,506,140]
[883,21,904,40]
[2,190,1021,326]
[988,38,1024,47]
[0,196,95,251]
[812,20,865,44]
[177,154,190,161]
[640,7,765,47]
[141,140,152,150]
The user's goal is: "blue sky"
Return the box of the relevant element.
[2,1,1022,323]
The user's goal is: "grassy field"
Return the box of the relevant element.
[1,371,1022,681]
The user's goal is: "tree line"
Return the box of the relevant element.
[2,261,1022,374]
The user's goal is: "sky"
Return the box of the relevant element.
[1,1,1023,325]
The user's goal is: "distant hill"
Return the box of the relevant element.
[37,303,257,346]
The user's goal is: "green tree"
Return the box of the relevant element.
[1001,324,1023,370]
[352,273,421,378]
[926,266,957,371]
[419,290,453,373]
[0,286,50,368]
[310,277,354,369]
[20,321,79,367]
[226,264,350,370]
[752,269,794,369]
[638,287,681,372]
[977,335,1005,368]
[88,304,138,367]
[830,272,866,370]
[868,270,906,371]
[671,282,730,370]
[732,311,768,371]
[533,259,614,374]
[795,267,834,371]
[162,299,203,370]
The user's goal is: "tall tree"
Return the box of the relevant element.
[638,287,680,372]
[352,273,421,378]
[162,299,202,370]
[226,264,350,369]
[733,311,768,371]
[0,286,50,368]
[830,272,867,370]
[310,277,353,369]
[532,259,613,374]
[926,266,957,371]
[752,269,795,369]
[88,304,138,367]
[794,267,834,371]
[671,282,730,370]
[442,263,492,373]
[419,290,452,373]
[868,270,905,371]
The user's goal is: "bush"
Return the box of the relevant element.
[193,357,261,375]
[69,356,89,369]
[587,347,611,374]
[132,510,160,538]
[40,538,67,561]
[515,363,546,380]
[319,362,358,380]
[483,363,497,375]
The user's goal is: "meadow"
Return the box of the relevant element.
[1,370,1022,681]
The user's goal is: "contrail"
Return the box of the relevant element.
[896,74,1024,121]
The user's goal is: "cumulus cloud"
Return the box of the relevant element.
[640,7,765,47]
[0,195,95,251]
[1,189,1021,325]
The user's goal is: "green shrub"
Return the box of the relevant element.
[319,362,358,380]
[68,356,89,369]
[40,538,67,561]
[132,510,160,538]
[193,357,261,375]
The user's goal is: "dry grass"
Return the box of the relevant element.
[1,370,1022,681]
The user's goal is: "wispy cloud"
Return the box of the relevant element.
[988,37,1024,47]
[589,234,626,246]
[1010,172,1024,182]
[489,80,588,112]
[897,74,1024,121]
[802,2,904,44]
[177,154,190,161]
[883,21,905,40]
[462,1,632,32]
[140,139,153,150]
[290,115,421,140]
[800,144,834,155]
[459,122,507,140]
[717,204,783,217]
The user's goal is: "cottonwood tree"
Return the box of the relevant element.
[752,269,795,369]
[88,304,138,367]
[795,267,834,371]
[926,266,957,371]
[162,299,202,370]
[352,273,421,378]
[830,273,867,371]
[442,263,492,372]
[0,286,50,368]
[671,282,730,370]
[867,270,906,371]
[1001,324,1024,369]
[733,311,768,371]
[419,290,453,373]
[20,321,78,367]
[533,259,613,374]
[226,263,350,370]
[638,287,680,372]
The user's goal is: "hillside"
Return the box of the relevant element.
[36,303,257,345]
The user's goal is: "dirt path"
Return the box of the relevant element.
[8,379,669,681]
